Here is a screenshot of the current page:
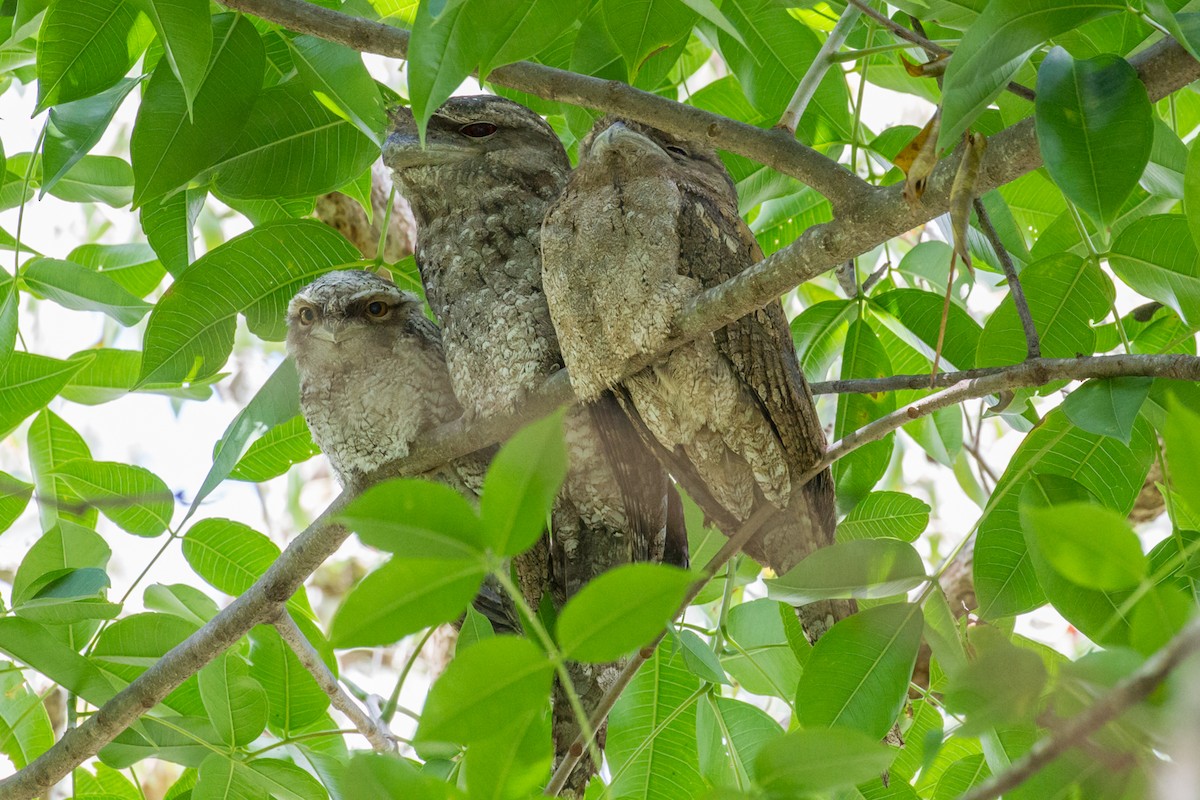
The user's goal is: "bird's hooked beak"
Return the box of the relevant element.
[308,323,360,345]
[383,106,474,170]
[587,121,669,165]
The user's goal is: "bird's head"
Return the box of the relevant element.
[384,95,569,212]
[578,118,735,202]
[286,270,421,363]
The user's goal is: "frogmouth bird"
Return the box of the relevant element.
[542,119,852,640]
[383,96,685,793]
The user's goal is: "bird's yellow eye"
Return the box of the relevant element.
[298,307,316,325]
[366,301,390,318]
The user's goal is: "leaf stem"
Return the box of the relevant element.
[382,625,437,723]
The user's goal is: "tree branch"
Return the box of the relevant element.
[215,0,873,211]
[846,0,1035,101]
[808,353,1200,395]
[777,3,862,134]
[800,354,1200,485]
[974,197,1040,359]
[272,611,397,753]
[957,615,1200,800]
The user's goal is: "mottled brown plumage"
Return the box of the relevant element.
[286,270,516,630]
[542,120,852,640]
[383,96,684,793]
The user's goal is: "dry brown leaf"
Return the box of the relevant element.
[899,109,941,203]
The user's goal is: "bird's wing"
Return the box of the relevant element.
[677,190,828,476]
[586,392,688,568]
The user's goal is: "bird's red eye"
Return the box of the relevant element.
[366,301,389,318]
[298,307,316,325]
[460,122,498,138]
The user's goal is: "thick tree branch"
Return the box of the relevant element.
[215,0,873,211]
[272,611,396,753]
[958,615,1200,800]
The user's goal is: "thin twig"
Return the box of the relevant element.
[846,0,1034,101]
[272,611,396,753]
[777,3,862,134]
[810,354,1200,395]
[544,503,776,795]
[974,198,1040,359]
[957,615,1200,800]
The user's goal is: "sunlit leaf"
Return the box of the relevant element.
[480,410,567,557]
[768,539,928,605]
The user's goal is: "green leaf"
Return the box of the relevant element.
[975,410,1153,618]
[607,645,705,798]
[834,318,895,506]
[140,188,204,276]
[12,522,110,606]
[1062,376,1152,444]
[0,265,16,375]
[67,242,165,298]
[337,478,487,560]
[144,583,218,627]
[190,357,301,514]
[0,353,88,438]
[408,0,586,136]
[463,706,552,800]
[602,0,696,79]
[480,410,567,557]
[34,0,154,112]
[288,35,387,145]
[74,764,143,799]
[42,78,140,197]
[837,491,931,542]
[938,0,1121,149]
[14,566,120,625]
[41,153,135,207]
[1034,49,1152,227]
[51,460,173,536]
[873,288,982,372]
[1109,214,1200,327]
[676,0,746,46]
[22,257,151,325]
[1166,395,1200,513]
[674,629,729,685]
[346,754,454,799]
[416,636,554,746]
[768,540,927,605]
[247,627,330,733]
[229,416,320,482]
[943,626,1047,734]
[129,13,264,208]
[719,0,851,147]
[557,563,693,663]
[0,618,117,706]
[211,78,378,199]
[194,754,328,800]
[0,473,33,535]
[139,220,359,386]
[130,0,212,115]
[795,603,923,739]
[1130,584,1192,656]
[332,558,487,647]
[198,654,269,747]
[1021,502,1147,591]
[0,662,55,770]
[922,588,967,675]
[790,299,852,381]
[755,728,893,794]
[977,253,1113,367]
[720,599,804,699]
[696,694,781,789]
